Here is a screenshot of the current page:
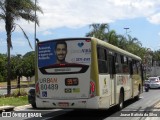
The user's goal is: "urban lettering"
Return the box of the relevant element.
[40,78,58,83]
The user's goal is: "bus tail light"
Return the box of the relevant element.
[90,81,96,98]
[36,82,40,97]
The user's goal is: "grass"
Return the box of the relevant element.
[0,95,28,106]
[0,80,34,87]
[0,77,35,107]
[0,78,35,87]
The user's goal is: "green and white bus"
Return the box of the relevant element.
[34,37,142,110]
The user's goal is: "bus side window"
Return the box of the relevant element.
[115,54,122,73]
[129,59,133,75]
[112,55,116,74]
[123,56,129,73]
[97,47,108,73]
[120,55,129,73]
[137,61,141,74]
[132,60,138,74]
[108,51,116,76]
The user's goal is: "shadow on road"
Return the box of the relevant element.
[24,98,142,120]
[52,98,142,120]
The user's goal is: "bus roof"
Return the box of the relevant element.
[92,37,142,61]
[37,37,91,44]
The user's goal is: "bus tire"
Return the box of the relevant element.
[118,91,124,110]
[31,103,37,108]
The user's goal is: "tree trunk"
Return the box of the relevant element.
[6,0,12,95]
[7,37,11,95]
[17,76,21,96]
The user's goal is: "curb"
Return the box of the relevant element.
[14,104,31,111]
[0,106,14,112]
[0,104,31,112]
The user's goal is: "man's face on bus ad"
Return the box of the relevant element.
[55,43,67,63]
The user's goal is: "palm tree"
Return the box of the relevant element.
[0,0,43,95]
[125,35,142,55]
[86,23,109,41]
[106,30,119,46]
[152,50,160,66]
[127,35,142,46]
[117,34,128,49]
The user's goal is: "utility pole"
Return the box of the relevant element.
[124,27,129,34]
[35,0,37,50]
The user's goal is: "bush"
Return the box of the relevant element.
[12,88,28,97]
[0,95,28,106]
[0,74,4,82]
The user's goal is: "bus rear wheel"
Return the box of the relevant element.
[31,103,37,108]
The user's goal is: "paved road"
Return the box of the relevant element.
[3,88,160,120]
[104,89,160,120]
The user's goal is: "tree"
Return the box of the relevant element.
[85,23,153,66]
[125,35,142,55]
[0,0,43,95]
[116,34,128,49]
[23,51,35,78]
[10,54,22,80]
[106,30,119,46]
[0,54,7,82]
[86,23,109,41]
[152,50,160,66]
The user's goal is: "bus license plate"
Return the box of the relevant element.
[58,102,69,107]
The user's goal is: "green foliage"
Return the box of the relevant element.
[11,51,35,79]
[23,51,35,77]
[0,95,28,106]
[11,88,28,97]
[153,50,160,62]
[0,51,35,82]
[86,23,109,41]
[86,23,154,61]
[0,54,7,82]
[0,74,4,82]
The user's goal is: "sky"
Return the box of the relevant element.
[0,0,160,55]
